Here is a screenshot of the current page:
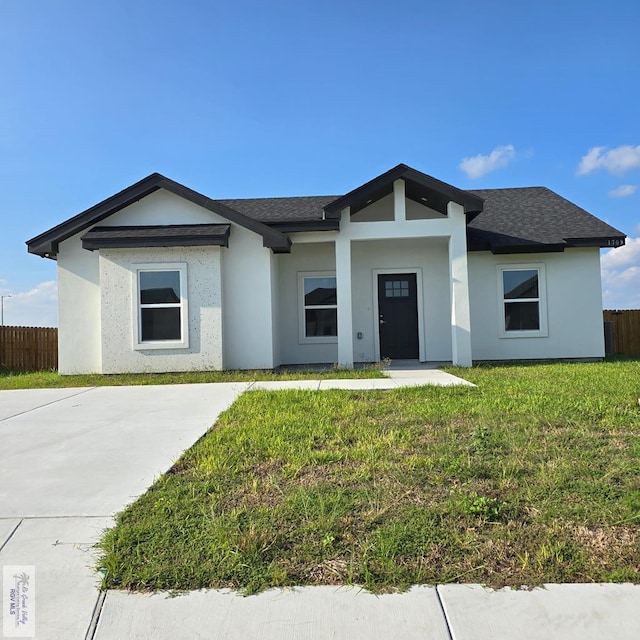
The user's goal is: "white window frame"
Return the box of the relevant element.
[132,262,189,350]
[497,263,548,338]
[298,271,338,344]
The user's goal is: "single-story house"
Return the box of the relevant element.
[27,164,625,374]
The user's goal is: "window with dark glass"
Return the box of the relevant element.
[502,269,540,331]
[139,270,182,342]
[384,279,410,298]
[303,276,337,338]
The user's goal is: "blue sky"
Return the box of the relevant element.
[1,0,639,326]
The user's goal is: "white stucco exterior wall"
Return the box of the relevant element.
[56,188,277,373]
[107,189,218,226]
[447,201,472,367]
[276,242,338,365]
[333,182,471,366]
[54,185,606,373]
[57,234,102,374]
[113,189,278,370]
[99,246,223,373]
[270,252,281,368]
[351,238,452,362]
[220,226,276,370]
[469,248,605,360]
[57,188,220,375]
[277,233,454,365]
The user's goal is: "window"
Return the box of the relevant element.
[384,279,409,298]
[299,272,337,342]
[133,263,189,349]
[498,265,547,337]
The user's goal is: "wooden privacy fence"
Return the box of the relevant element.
[0,326,58,371]
[603,310,640,355]
[1,316,638,370]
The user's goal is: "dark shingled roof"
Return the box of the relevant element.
[26,166,626,258]
[466,187,625,252]
[222,186,625,252]
[218,196,339,223]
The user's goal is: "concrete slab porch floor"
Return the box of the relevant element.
[1,375,638,640]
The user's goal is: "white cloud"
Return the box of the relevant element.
[1,281,57,327]
[601,238,640,309]
[459,145,517,179]
[608,184,638,198]
[601,237,640,270]
[577,145,640,176]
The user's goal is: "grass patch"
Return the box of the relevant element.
[0,365,383,390]
[99,360,640,593]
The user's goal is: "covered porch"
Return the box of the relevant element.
[279,171,483,368]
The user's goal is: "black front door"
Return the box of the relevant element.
[378,273,419,360]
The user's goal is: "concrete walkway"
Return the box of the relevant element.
[1,372,638,639]
[249,363,476,391]
[95,583,640,640]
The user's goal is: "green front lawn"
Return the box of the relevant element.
[99,360,640,593]
[0,366,383,390]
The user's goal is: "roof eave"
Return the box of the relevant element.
[27,243,58,259]
[323,164,409,215]
[26,174,166,258]
[266,220,340,233]
[80,224,231,251]
[82,236,230,251]
[488,243,567,255]
[564,236,626,249]
[26,174,292,257]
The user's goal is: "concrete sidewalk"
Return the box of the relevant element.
[94,583,640,640]
[2,373,638,640]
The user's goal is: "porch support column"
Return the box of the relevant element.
[447,201,472,367]
[336,217,354,368]
[393,179,406,221]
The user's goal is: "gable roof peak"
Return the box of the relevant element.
[27,173,292,257]
[323,164,485,217]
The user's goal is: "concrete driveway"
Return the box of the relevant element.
[0,383,248,639]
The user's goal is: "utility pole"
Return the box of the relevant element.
[1,295,11,326]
